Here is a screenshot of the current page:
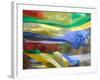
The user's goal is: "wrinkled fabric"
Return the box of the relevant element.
[23,30,89,49]
[58,30,89,49]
